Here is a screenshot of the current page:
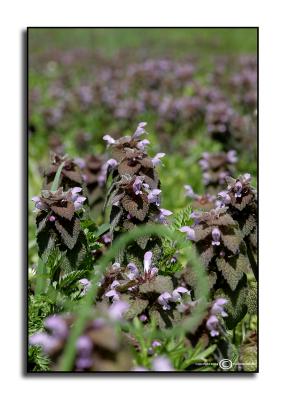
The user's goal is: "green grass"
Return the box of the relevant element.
[29,27,257,57]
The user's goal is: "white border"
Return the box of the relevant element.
[1,0,285,397]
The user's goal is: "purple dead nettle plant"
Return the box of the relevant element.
[218,173,257,279]
[98,248,195,328]
[32,186,88,270]
[180,173,257,330]
[103,122,172,268]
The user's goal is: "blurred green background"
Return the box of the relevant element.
[29,27,257,56]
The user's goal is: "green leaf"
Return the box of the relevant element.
[94,223,111,239]
[51,161,66,191]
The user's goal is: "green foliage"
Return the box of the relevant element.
[28,346,51,372]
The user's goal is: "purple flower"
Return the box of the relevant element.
[49,215,56,222]
[206,315,220,337]
[71,187,82,201]
[132,176,143,195]
[108,300,130,320]
[79,278,91,295]
[137,139,150,150]
[199,159,209,170]
[32,196,48,211]
[70,187,86,210]
[234,180,243,198]
[127,263,139,279]
[152,356,173,371]
[102,233,112,244]
[243,173,251,183]
[103,134,115,145]
[98,158,118,186]
[184,184,195,198]
[179,226,196,241]
[133,122,147,138]
[211,227,221,246]
[74,196,86,210]
[144,251,153,274]
[29,332,60,354]
[218,190,231,205]
[105,289,120,302]
[76,335,93,357]
[157,208,173,223]
[158,292,172,310]
[147,189,161,206]
[152,340,161,348]
[44,315,68,339]
[226,150,237,164]
[76,356,93,370]
[211,298,228,317]
[111,280,120,289]
[106,158,118,169]
[190,211,202,224]
[152,153,165,166]
[139,314,148,322]
[171,286,190,302]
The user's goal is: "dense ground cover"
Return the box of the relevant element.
[28,28,257,372]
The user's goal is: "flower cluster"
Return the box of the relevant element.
[32,187,86,218]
